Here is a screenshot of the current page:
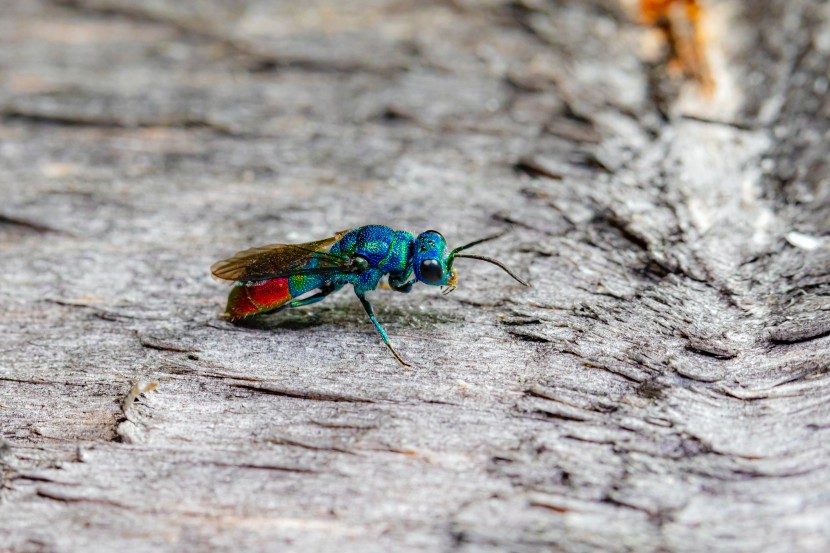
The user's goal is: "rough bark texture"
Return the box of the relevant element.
[1,1,829,551]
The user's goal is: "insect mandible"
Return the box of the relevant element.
[211,225,529,366]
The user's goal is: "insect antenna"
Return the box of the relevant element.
[448,231,509,257]
[452,254,529,287]
[444,229,529,287]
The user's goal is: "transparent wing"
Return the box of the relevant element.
[211,229,353,282]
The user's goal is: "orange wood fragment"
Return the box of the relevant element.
[640,0,715,94]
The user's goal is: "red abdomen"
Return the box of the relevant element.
[225,278,291,319]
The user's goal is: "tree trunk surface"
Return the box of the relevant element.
[1,1,829,552]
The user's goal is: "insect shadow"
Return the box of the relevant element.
[229,299,465,333]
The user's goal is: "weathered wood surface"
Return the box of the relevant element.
[1,1,829,551]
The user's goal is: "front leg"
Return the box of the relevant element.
[388,272,415,293]
[356,293,412,367]
[389,279,415,293]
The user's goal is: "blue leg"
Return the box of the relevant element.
[389,278,416,293]
[357,293,412,367]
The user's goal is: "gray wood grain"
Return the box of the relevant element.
[1,1,829,551]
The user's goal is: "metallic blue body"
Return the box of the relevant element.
[285,225,456,365]
[328,225,417,295]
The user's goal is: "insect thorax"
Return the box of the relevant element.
[335,226,414,275]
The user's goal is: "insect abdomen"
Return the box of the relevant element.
[225,278,292,319]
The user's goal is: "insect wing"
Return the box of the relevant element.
[211,230,352,282]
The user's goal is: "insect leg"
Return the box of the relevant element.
[389,279,416,293]
[356,293,412,367]
[388,271,415,293]
[288,283,339,308]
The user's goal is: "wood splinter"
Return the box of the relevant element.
[640,0,715,94]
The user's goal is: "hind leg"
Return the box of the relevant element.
[287,283,340,308]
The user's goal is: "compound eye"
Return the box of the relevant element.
[419,259,443,284]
